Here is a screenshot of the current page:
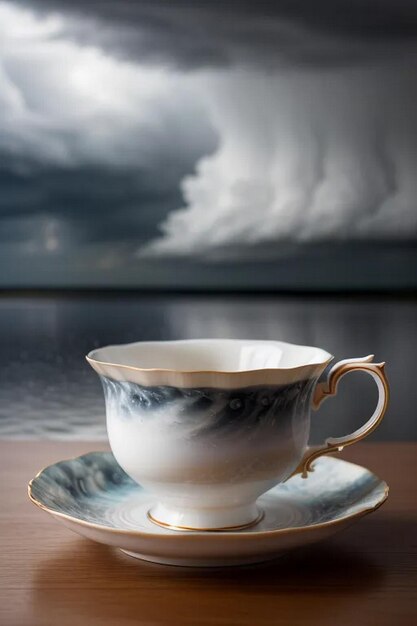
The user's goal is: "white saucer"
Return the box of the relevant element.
[29,452,388,567]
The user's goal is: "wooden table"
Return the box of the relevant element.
[1,442,416,626]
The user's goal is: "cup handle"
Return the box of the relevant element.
[293,355,389,478]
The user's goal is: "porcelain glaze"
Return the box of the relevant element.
[101,377,316,529]
[28,452,388,567]
[86,339,389,530]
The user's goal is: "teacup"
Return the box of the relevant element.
[87,339,388,531]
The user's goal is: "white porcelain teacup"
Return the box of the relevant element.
[87,339,388,531]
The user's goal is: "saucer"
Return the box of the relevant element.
[28,452,388,567]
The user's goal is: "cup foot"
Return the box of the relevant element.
[147,502,263,532]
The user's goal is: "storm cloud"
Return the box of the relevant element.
[141,63,417,257]
[0,1,216,252]
[21,0,417,68]
[0,0,417,284]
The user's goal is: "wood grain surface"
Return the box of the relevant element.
[0,441,416,626]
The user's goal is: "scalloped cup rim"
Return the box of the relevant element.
[86,339,334,388]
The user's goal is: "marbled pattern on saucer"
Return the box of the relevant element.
[29,452,387,534]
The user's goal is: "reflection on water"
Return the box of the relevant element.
[0,294,415,440]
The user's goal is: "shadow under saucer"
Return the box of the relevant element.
[31,528,389,626]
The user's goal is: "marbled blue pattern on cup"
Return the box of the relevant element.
[99,375,320,511]
[100,376,316,439]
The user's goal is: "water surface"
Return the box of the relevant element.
[0,294,414,440]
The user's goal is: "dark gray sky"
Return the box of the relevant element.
[23,0,417,67]
[0,0,416,286]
